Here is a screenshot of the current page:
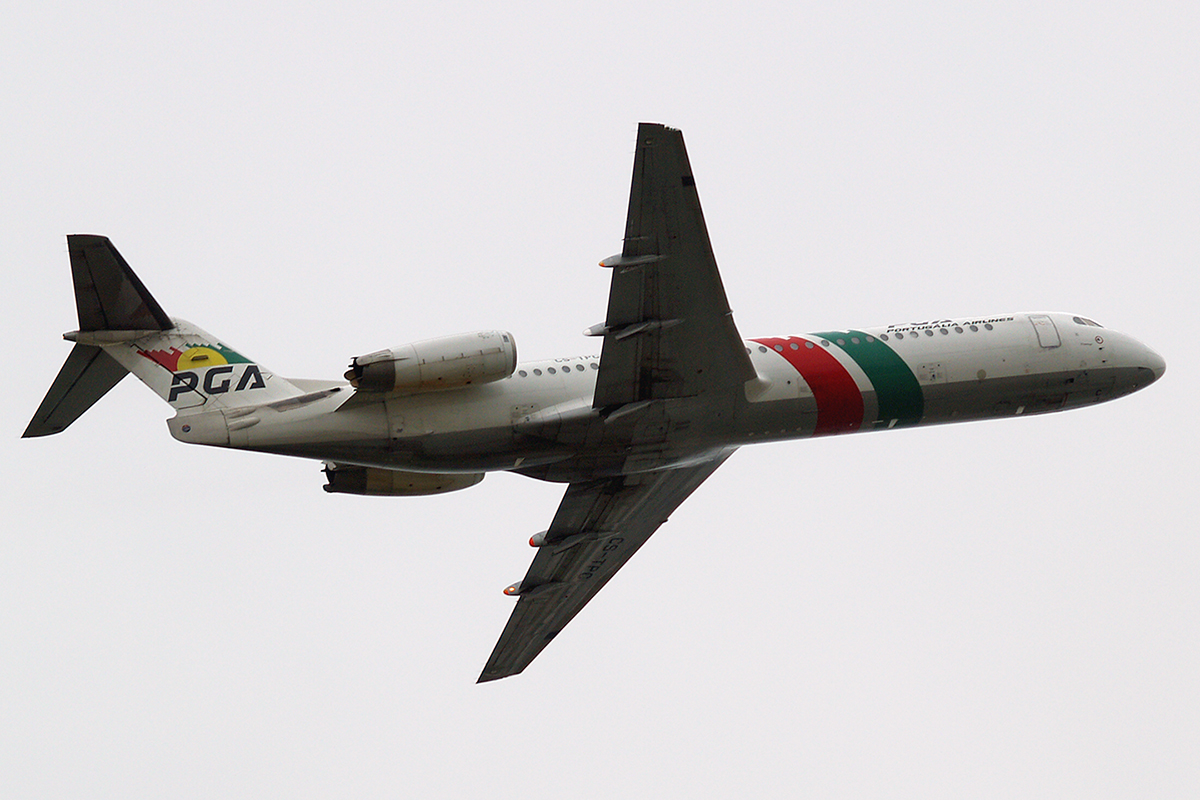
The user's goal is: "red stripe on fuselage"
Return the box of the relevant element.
[752,337,863,435]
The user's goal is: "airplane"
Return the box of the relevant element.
[24,123,1165,682]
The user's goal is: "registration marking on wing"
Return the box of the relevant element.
[576,535,626,581]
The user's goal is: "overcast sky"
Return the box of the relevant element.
[3,2,1197,797]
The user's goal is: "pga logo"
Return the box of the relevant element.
[169,364,265,402]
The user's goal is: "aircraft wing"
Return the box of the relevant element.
[591,123,755,409]
[478,448,735,682]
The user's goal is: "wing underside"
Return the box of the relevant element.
[480,124,750,681]
[479,449,734,682]
[591,123,755,408]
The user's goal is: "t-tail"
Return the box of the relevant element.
[24,235,303,437]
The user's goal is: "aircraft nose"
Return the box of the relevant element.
[1145,347,1166,381]
[1128,338,1166,389]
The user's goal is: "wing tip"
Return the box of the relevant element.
[476,668,520,684]
[21,423,61,438]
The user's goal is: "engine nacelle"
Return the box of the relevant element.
[345,330,517,393]
[322,464,484,496]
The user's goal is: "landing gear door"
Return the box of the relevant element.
[1029,315,1061,348]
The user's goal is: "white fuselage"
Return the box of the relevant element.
[168,311,1164,484]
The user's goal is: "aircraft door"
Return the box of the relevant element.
[1029,315,1061,348]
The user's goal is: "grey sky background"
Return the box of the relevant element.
[3,2,1197,797]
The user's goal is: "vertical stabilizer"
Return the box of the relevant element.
[69,234,173,333]
[23,233,171,437]
[24,235,302,436]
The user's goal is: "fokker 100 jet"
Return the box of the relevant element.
[25,123,1165,681]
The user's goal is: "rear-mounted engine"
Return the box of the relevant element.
[344,330,517,393]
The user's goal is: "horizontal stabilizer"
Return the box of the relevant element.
[22,344,129,437]
[69,234,172,332]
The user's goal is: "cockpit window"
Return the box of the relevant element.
[1072,316,1104,327]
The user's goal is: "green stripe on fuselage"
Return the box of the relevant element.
[813,330,924,427]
